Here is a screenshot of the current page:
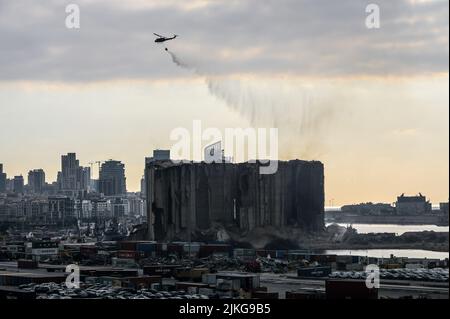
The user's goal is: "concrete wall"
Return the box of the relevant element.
[145,160,324,241]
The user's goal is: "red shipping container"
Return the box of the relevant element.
[117,250,139,260]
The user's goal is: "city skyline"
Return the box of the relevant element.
[0,0,448,205]
[0,149,447,206]
[0,153,129,196]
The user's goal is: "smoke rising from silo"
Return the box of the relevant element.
[165,49,340,159]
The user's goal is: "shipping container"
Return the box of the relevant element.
[157,243,168,251]
[216,273,260,291]
[121,276,162,289]
[118,241,136,251]
[17,259,38,269]
[81,268,138,278]
[118,241,154,251]
[0,272,66,286]
[199,244,232,258]
[234,248,256,256]
[234,248,256,262]
[117,250,140,260]
[275,250,287,259]
[383,264,402,270]
[216,278,241,292]
[286,289,326,300]
[287,253,309,261]
[182,243,201,257]
[136,242,157,253]
[80,246,98,257]
[326,279,378,299]
[167,244,184,255]
[202,273,217,285]
[174,267,209,282]
[297,266,332,278]
[176,282,209,291]
[111,257,138,268]
[251,291,279,299]
[143,265,180,277]
[255,250,267,257]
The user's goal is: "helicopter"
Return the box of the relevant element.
[154,33,178,43]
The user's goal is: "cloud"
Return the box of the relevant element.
[0,0,448,82]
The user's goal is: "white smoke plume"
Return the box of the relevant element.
[167,50,191,70]
[166,49,341,159]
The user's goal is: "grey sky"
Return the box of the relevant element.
[0,0,448,81]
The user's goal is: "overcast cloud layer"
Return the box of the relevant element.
[0,0,448,81]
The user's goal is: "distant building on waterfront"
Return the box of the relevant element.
[98,160,126,196]
[341,202,395,216]
[396,193,432,215]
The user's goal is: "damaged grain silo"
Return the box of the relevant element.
[145,160,324,242]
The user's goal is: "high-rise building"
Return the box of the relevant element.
[98,160,126,196]
[28,169,46,194]
[0,164,6,193]
[61,153,80,190]
[59,153,91,195]
[13,175,24,194]
[396,193,432,215]
[80,167,91,192]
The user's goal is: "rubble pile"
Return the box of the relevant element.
[202,256,245,272]
[257,258,290,274]
[18,282,209,299]
[139,255,193,267]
